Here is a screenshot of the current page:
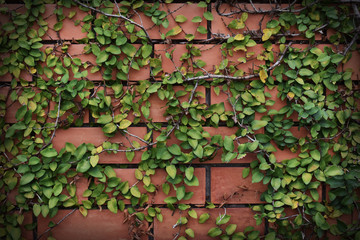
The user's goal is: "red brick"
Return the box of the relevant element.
[143,3,207,40]
[146,85,206,122]
[203,127,257,164]
[53,127,147,164]
[37,209,148,240]
[153,127,257,164]
[210,86,276,122]
[40,44,149,81]
[48,92,90,125]
[212,4,271,37]
[273,126,308,162]
[212,4,321,40]
[343,48,360,80]
[42,5,89,40]
[0,87,19,123]
[154,207,264,240]
[155,44,264,78]
[0,4,26,24]
[0,54,33,82]
[263,86,299,121]
[113,168,205,205]
[211,167,267,204]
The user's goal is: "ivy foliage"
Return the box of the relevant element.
[0,0,359,239]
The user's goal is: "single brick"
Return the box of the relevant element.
[37,209,148,240]
[52,127,147,164]
[143,3,208,40]
[343,48,360,80]
[113,168,206,205]
[154,207,265,240]
[42,5,90,40]
[212,4,321,40]
[203,127,257,164]
[145,85,206,122]
[155,44,265,78]
[211,167,267,204]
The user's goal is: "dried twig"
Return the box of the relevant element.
[73,0,151,41]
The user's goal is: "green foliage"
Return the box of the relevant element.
[0,0,359,239]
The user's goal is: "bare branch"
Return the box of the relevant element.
[73,0,151,41]
[37,209,76,240]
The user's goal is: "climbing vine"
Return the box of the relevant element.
[0,0,359,239]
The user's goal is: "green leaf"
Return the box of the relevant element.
[265,232,276,240]
[105,45,121,55]
[251,120,268,130]
[54,22,63,31]
[336,111,346,125]
[126,151,135,162]
[226,224,237,235]
[313,212,330,230]
[41,148,58,158]
[103,122,117,133]
[96,51,109,64]
[324,165,343,177]
[203,12,214,21]
[299,68,313,76]
[15,105,27,120]
[166,26,182,37]
[197,26,207,34]
[188,209,197,219]
[116,35,127,46]
[90,155,99,167]
[33,204,41,217]
[97,114,112,124]
[141,44,152,58]
[76,160,91,173]
[199,213,210,223]
[175,15,187,23]
[192,16,202,23]
[20,173,35,185]
[194,145,203,158]
[121,43,137,57]
[185,167,194,180]
[168,144,181,155]
[310,149,321,161]
[252,171,264,183]
[302,172,312,185]
[119,119,132,129]
[107,198,118,213]
[331,54,344,64]
[162,183,170,195]
[185,228,195,238]
[242,168,250,178]
[216,214,231,225]
[166,165,177,179]
[24,56,35,66]
[224,136,234,152]
[285,70,297,79]
[208,227,222,237]
[130,186,141,198]
[176,185,186,200]
[49,197,59,209]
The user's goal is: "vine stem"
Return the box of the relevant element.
[36,93,62,155]
[73,0,151,41]
[37,209,76,240]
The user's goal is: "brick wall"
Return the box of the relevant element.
[1,1,359,240]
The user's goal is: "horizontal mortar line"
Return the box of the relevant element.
[96,163,251,168]
[190,163,251,167]
[54,203,261,211]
